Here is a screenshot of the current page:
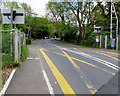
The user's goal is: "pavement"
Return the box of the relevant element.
[5,39,120,95]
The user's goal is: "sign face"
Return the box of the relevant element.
[94,26,102,33]
[2,9,25,24]
[95,36,99,42]
[110,39,116,48]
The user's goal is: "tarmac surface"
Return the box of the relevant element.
[5,39,119,95]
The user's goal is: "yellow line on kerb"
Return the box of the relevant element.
[40,49,76,95]
[62,51,97,94]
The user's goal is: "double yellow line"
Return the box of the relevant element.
[40,49,76,95]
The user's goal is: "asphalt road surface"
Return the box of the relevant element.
[6,39,119,95]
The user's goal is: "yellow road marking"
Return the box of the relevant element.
[52,52,115,75]
[96,52,120,61]
[73,48,77,50]
[101,51,119,55]
[40,49,76,95]
[62,51,97,94]
[80,52,96,57]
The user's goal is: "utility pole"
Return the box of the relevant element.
[110,1,113,39]
[112,4,118,50]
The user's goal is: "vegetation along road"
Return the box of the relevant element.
[6,39,119,94]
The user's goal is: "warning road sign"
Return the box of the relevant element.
[2,9,25,24]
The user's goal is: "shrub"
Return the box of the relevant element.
[12,63,21,68]
[2,54,14,68]
[26,37,31,45]
[20,45,28,62]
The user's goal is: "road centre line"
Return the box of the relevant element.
[40,49,76,95]
[48,43,119,71]
[62,51,97,94]
[51,52,115,75]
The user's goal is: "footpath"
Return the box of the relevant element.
[5,44,49,94]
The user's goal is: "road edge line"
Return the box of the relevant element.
[0,69,16,95]
[42,70,54,95]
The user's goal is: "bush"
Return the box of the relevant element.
[26,37,31,45]
[2,54,14,68]
[12,63,21,68]
[2,54,21,68]
[20,45,28,62]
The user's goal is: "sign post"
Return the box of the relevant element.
[2,9,25,63]
[105,35,107,49]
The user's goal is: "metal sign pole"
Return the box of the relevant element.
[10,8,13,56]
[105,35,107,49]
[100,35,102,48]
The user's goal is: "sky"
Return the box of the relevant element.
[16,0,50,17]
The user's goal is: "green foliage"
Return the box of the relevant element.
[64,25,78,43]
[20,45,28,62]
[2,53,21,68]
[6,1,20,9]
[2,54,14,68]
[17,17,51,39]
[80,26,97,47]
[2,33,10,53]
[118,39,120,50]
[26,37,31,45]
[12,63,21,68]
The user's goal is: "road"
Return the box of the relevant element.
[6,39,119,95]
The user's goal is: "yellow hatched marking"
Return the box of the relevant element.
[96,52,120,61]
[52,52,115,75]
[101,51,120,55]
[40,49,76,95]
[73,48,77,50]
[62,51,97,94]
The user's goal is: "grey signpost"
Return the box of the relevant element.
[94,26,102,48]
[2,9,25,63]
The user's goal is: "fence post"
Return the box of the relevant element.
[105,35,107,49]
[23,33,26,45]
[100,35,102,48]
[18,31,21,60]
[116,36,119,50]
[14,30,19,63]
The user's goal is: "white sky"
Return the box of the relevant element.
[16,0,50,17]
